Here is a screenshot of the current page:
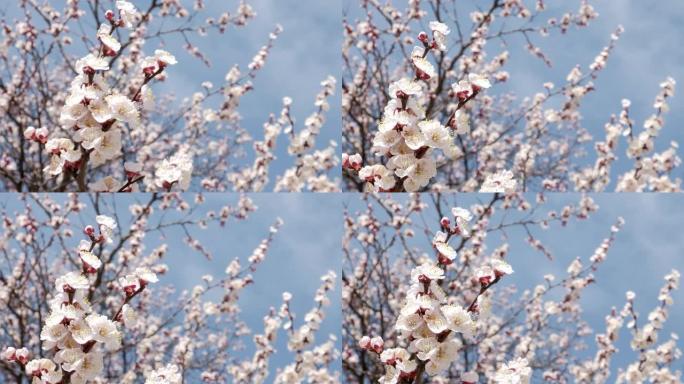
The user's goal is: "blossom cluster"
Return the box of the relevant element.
[358,205,517,382]
[42,1,191,192]
[346,20,517,193]
[3,213,161,383]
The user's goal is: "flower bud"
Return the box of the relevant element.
[358,335,371,349]
[103,46,117,57]
[416,69,431,81]
[23,126,36,140]
[479,275,492,286]
[124,162,142,180]
[437,254,453,266]
[84,225,95,237]
[2,347,16,362]
[143,65,156,76]
[370,336,384,353]
[440,217,450,229]
[418,274,431,284]
[35,127,49,144]
[417,31,429,43]
[15,348,29,365]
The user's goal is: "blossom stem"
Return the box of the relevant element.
[132,67,164,102]
[117,175,144,192]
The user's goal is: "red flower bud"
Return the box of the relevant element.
[82,66,95,76]
[416,69,431,80]
[440,217,450,229]
[437,254,453,265]
[417,31,429,43]
[123,285,137,297]
[143,66,156,76]
[84,225,95,236]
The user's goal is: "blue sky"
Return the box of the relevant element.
[345,193,684,378]
[0,193,342,381]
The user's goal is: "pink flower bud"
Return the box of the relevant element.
[15,348,29,365]
[437,254,453,266]
[124,162,142,180]
[416,69,431,81]
[103,46,117,57]
[344,153,363,171]
[105,10,115,21]
[143,65,156,76]
[123,284,137,297]
[342,153,349,168]
[84,263,97,274]
[370,336,384,353]
[358,335,371,349]
[23,126,36,140]
[63,160,80,171]
[35,127,48,144]
[417,31,429,43]
[440,217,450,229]
[84,225,95,236]
[2,347,16,362]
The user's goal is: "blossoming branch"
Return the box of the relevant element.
[0,1,339,192]
[342,193,681,383]
[342,1,680,192]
